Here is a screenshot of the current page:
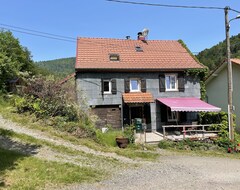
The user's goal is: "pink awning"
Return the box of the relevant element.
[157,97,221,112]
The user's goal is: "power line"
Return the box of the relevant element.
[0,24,201,54]
[106,0,225,10]
[0,26,76,43]
[0,23,76,40]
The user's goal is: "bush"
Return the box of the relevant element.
[123,124,135,143]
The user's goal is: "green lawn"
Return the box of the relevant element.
[0,148,105,190]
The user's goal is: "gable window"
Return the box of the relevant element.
[109,54,120,61]
[130,79,141,92]
[167,108,178,122]
[165,74,178,91]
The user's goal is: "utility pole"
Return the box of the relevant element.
[225,6,234,141]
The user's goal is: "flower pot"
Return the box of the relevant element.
[116,137,129,148]
[227,147,232,153]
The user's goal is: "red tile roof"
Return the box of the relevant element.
[75,37,204,70]
[231,58,240,65]
[123,92,154,103]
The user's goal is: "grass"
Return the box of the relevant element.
[0,95,160,161]
[0,148,105,190]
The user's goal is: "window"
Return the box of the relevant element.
[102,79,117,95]
[130,79,141,92]
[109,54,120,61]
[135,46,143,52]
[165,74,178,91]
[167,108,178,122]
[103,80,111,94]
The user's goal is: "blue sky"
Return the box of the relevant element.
[0,0,240,61]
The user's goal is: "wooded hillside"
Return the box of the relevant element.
[196,33,240,71]
[35,57,75,77]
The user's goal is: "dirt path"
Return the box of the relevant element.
[66,154,240,190]
[0,115,136,164]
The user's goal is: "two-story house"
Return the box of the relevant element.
[75,35,220,131]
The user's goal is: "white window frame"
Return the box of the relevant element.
[167,108,179,122]
[103,80,112,94]
[165,74,178,91]
[130,79,141,92]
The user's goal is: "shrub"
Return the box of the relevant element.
[123,124,135,143]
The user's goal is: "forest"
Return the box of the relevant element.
[35,57,75,77]
[196,33,240,71]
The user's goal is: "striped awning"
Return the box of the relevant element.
[157,97,221,112]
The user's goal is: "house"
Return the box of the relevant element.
[75,34,220,132]
[206,58,240,129]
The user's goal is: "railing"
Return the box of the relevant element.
[162,124,222,139]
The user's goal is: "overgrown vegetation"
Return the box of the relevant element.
[186,68,209,100]
[11,76,96,139]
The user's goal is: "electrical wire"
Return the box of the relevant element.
[0,23,76,40]
[106,0,225,10]
[0,26,76,43]
[0,24,200,54]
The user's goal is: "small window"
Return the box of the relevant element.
[135,46,143,52]
[165,74,178,91]
[130,79,141,92]
[167,108,178,122]
[109,54,120,61]
[103,80,111,94]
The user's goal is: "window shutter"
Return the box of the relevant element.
[141,79,146,92]
[159,74,165,92]
[101,78,104,95]
[111,79,117,94]
[178,73,185,92]
[125,79,130,93]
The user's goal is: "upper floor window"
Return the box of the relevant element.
[103,79,112,94]
[130,79,141,92]
[101,79,117,95]
[165,74,178,91]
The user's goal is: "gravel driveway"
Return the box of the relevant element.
[66,154,240,190]
[1,114,240,190]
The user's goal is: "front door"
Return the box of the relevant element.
[130,106,143,124]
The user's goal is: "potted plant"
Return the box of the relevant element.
[116,125,135,148]
[116,136,129,148]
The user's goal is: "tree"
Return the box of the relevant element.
[0,30,35,91]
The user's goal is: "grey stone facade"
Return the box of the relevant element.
[76,72,201,130]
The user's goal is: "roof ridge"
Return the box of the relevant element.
[77,37,178,42]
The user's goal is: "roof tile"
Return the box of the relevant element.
[123,92,154,103]
[75,37,204,70]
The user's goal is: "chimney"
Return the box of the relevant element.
[137,32,145,40]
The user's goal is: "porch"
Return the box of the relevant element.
[135,124,221,144]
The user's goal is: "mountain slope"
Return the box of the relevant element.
[196,33,240,71]
[35,57,75,77]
